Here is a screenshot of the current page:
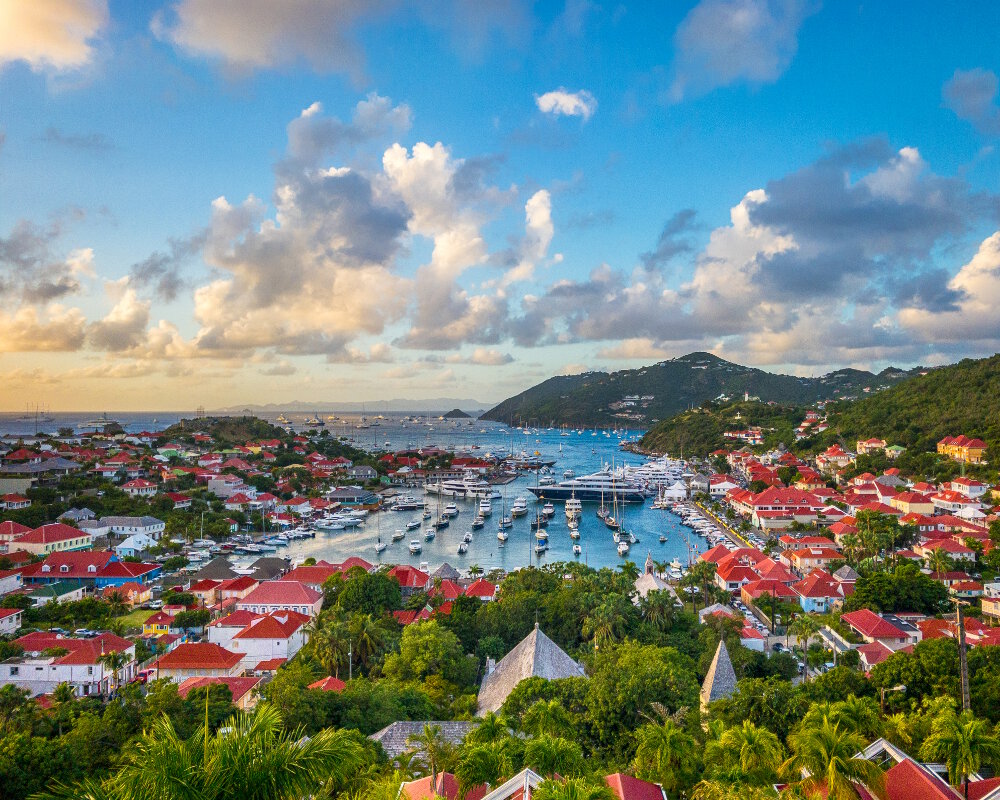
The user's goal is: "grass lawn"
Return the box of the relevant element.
[119,608,155,630]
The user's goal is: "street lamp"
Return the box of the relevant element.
[879,683,906,713]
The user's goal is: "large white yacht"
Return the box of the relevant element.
[425,471,502,500]
[526,467,646,503]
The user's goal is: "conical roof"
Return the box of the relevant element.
[432,563,461,581]
[477,624,585,715]
[700,639,737,710]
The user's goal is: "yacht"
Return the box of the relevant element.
[617,541,630,556]
[535,528,549,541]
[425,471,502,500]
[409,540,422,554]
[573,544,582,556]
[534,541,549,554]
[478,498,492,517]
[443,503,460,517]
[530,514,548,530]
[471,516,485,529]
[541,502,555,517]
[570,528,580,540]
[497,529,508,542]
[392,529,406,541]
[463,532,474,544]
[527,467,646,503]
[563,469,576,479]
[424,528,436,541]
[510,497,529,517]
[498,515,513,529]
[375,541,387,553]
[458,542,468,555]
[406,520,421,530]
[565,496,583,520]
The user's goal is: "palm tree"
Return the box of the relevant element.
[788,616,820,681]
[105,590,128,617]
[348,613,389,673]
[407,723,452,787]
[641,591,676,632]
[521,699,575,739]
[691,783,776,800]
[52,682,76,736]
[927,547,953,577]
[782,716,887,800]
[920,710,1000,800]
[632,719,698,797]
[39,702,363,800]
[703,720,783,786]
[98,650,130,696]
[532,778,614,800]
[834,695,883,741]
[468,564,484,578]
[582,602,624,650]
[455,741,519,796]
[308,613,351,678]
[523,736,584,777]
[466,711,510,745]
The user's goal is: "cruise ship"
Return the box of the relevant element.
[425,472,502,500]
[526,468,646,503]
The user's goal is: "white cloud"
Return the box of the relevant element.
[669,0,817,101]
[943,68,1000,137]
[0,0,108,72]
[0,305,87,352]
[535,88,597,120]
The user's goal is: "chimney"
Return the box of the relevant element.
[484,657,496,676]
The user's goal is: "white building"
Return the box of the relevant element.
[0,632,136,697]
[100,516,166,541]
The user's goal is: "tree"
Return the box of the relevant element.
[703,721,783,787]
[532,778,614,800]
[632,719,698,797]
[523,736,584,777]
[38,702,364,800]
[782,716,887,800]
[789,616,820,682]
[521,699,575,739]
[406,723,452,786]
[338,572,402,616]
[455,740,520,794]
[920,710,1000,800]
[383,620,476,687]
[99,650,130,695]
[172,609,211,631]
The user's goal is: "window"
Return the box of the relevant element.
[88,667,93,675]
[10,667,18,676]
[60,565,69,573]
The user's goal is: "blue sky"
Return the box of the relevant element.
[2,0,999,410]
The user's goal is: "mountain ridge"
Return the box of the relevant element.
[480,352,922,427]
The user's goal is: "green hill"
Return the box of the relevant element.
[480,352,917,427]
[639,401,808,457]
[821,354,1000,459]
[159,415,288,446]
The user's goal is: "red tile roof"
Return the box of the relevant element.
[465,579,497,599]
[233,610,308,640]
[15,523,87,544]
[308,676,346,692]
[842,609,907,639]
[152,642,242,670]
[15,632,132,664]
[401,774,487,800]
[388,565,430,588]
[605,774,665,800]
[178,676,261,702]
[238,581,321,606]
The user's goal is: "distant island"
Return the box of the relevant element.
[442,408,472,419]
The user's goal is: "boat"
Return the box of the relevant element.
[424,528,436,541]
[617,541,630,556]
[530,514,548,530]
[392,529,406,541]
[541,502,555,517]
[498,516,513,529]
[375,540,387,553]
[604,515,620,531]
[534,541,549,554]
[565,495,582,520]
[478,498,492,517]
[563,469,576,479]
[406,520,421,530]
[510,497,529,517]
[497,529,508,542]
[305,416,325,427]
[422,509,432,520]
[76,413,121,429]
[409,540,422,553]
[535,529,548,540]
[573,544,582,556]
[463,532,474,544]
[570,528,580,539]
[434,517,450,530]
[659,534,667,543]
[425,471,502,500]
[458,543,468,555]
[443,503,460,517]
[527,467,647,503]
[538,476,556,487]
[471,516,485,530]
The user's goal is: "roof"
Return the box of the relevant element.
[842,609,908,639]
[15,632,132,664]
[193,557,239,580]
[370,721,477,759]
[14,523,87,544]
[233,611,309,639]
[884,755,961,800]
[700,639,738,707]
[400,773,487,800]
[238,581,321,606]
[308,676,346,692]
[477,624,586,714]
[605,774,665,800]
[178,676,261,702]
[389,564,431,588]
[152,642,242,671]
[465,579,497,599]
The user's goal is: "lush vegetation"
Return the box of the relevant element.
[481,351,917,427]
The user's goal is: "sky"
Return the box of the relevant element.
[1,0,1000,411]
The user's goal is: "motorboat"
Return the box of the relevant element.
[497,529,508,542]
[478,498,492,517]
[471,516,485,529]
[498,516,513,529]
[534,541,549,554]
[406,520,421,530]
[443,503,460,517]
[392,530,406,541]
[458,542,468,555]
[422,509,432,520]
[424,528,436,541]
[659,534,667,543]
[535,529,548,541]
[425,471,502,500]
[528,467,647,503]
[542,502,555,517]
[573,544,582,556]
[409,540,422,554]
[463,532,474,543]
[565,496,582,520]
[530,514,548,530]
[617,541,630,556]
[510,497,529,517]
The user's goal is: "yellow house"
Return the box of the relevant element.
[938,435,988,464]
[11,524,92,556]
[143,611,174,637]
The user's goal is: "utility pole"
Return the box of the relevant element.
[956,599,971,712]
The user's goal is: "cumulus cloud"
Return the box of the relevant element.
[943,68,1000,137]
[535,88,598,120]
[260,361,297,376]
[87,281,151,352]
[640,209,697,270]
[669,0,818,101]
[129,231,207,302]
[0,0,108,72]
[0,217,93,302]
[0,305,87,352]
